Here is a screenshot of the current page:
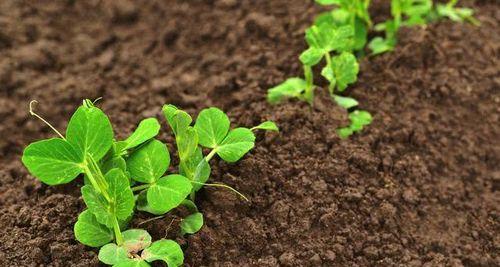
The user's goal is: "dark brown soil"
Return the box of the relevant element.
[0,0,499,266]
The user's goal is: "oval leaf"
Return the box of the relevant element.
[74,210,113,247]
[123,118,161,151]
[22,138,84,185]
[147,175,192,214]
[180,213,204,235]
[66,106,114,161]
[122,229,152,254]
[98,243,128,265]
[194,107,230,148]
[267,78,307,104]
[127,139,170,184]
[251,121,279,132]
[216,128,255,163]
[142,240,184,267]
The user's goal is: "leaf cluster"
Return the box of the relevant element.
[22,100,277,266]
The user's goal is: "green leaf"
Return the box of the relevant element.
[122,229,152,253]
[330,52,359,92]
[334,95,359,109]
[194,107,230,148]
[162,104,194,137]
[66,105,114,161]
[114,259,151,267]
[299,47,324,66]
[267,78,307,104]
[251,121,279,132]
[101,155,127,175]
[98,243,128,265]
[180,199,199,213]
[82,169,135,227]
[368,37,395,55]
[22,138,84,185]
[147,174,192,214]
[315,0,341,5]
[349,110,373,132]
[127,139,170,184]
[177,127,198,161]
[337,127,354,139]
[180,212,204,235]
[353,17,368,50]
[122,118,161,151]
[216,128,255,163]
[136,190,164,216]
[142,240,184,267]
[74,210,113,247]
[179,147,203,180]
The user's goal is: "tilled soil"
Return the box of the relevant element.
[0,0,498,266]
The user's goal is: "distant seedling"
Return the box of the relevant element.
[22,100,277,266]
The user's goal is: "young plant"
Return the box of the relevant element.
[369,0,433,55]
[314,0,372,51]
[337,110,373,138]
[162,104,278,204]
[22,100,185,266]
[268,24,359,105]
[435,0,479,25]
[22,100,278,266]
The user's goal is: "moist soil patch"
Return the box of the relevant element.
[0,0,498,266]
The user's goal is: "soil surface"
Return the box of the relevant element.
[0,0,499,266]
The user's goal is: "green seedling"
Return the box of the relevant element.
[162,105,278,204]
[435,0,479,25]
[369,0,434,55]
[268,24,359,105]
[337,110,373,138]
[314,0,372,51]
[369,0,477,55]
[22,100,278,266]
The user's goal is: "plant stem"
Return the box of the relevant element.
[324,52,335,94]
[206,149,217,162]
[190,181,249,202]
[131,184,150,192]
[113,217,124,245]
[303,65,314,105]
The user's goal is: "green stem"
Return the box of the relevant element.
[303,65,314,105]
[206,149,217,162]
[191,181,249,202]
[113,217,124,245]
[131,184,151,192]
[324,53,335,94]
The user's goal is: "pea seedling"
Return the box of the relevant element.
[369,0,478,55]
[314,0,372,51]
[22,100,278,266]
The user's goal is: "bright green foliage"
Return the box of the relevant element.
[267,77,307,104]
[334,95,359,109]
[315,0,371,51]
[22,138,84,185]
[180,212,204,235]
[120,118,161,152]
[251,121,279,132]
[22,100,255,266]
[147,175,192,214]
[436,0,479,25]
[338,110,373,138]
[370,0,477,55]
[126,139,170,184]
[98,243,129,265]
[321,52,359,93]
[74,210,114,247]
[163,105,278,197]
[142,240,184,266]
[66,105,114,162]
[194,107,230,148]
